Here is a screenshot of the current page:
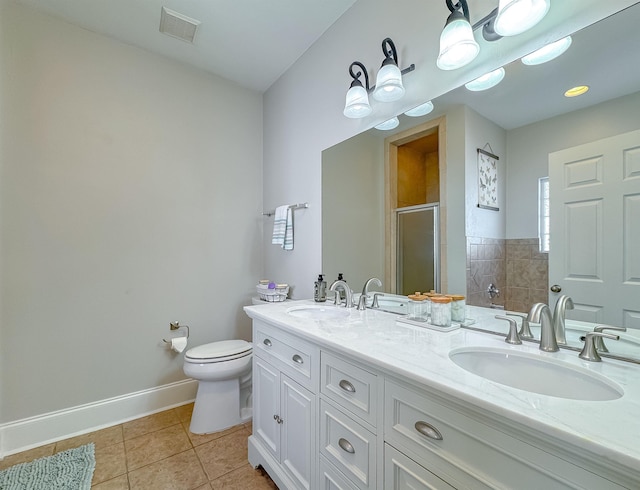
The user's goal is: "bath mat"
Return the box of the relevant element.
[0,443,95,490]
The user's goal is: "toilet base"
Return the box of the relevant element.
[189,378,252,434]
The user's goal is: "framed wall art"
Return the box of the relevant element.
[477,147,499,211]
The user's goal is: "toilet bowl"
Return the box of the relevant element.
[183,339,252,434]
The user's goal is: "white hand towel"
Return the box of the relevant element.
[272,205,288,246]
[283,206,294,251]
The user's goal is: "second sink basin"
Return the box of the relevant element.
[449,347,623,401]
[287,305,350,320]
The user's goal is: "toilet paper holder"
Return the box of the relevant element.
[162,321,190,343]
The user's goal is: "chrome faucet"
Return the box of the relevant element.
[528,303,558,352]
[329,280,353,308]
[357,277,382,310]
[552,295,574,345]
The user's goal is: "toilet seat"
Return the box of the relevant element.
[185,339,252,364]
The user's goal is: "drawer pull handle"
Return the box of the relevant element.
[292,354,304,364]
[414,421,443,441]
[338,437,355,454]
[338,379,356,393]
[263,339,272,347]
[273,414,284,424]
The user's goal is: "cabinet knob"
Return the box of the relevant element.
[550,284,562,293]
[273,414,284,424]
[292,354,304,364]
[414,421,443,441]
[338,379,356,393]
[263,339,272,347]
[338,437,355,454]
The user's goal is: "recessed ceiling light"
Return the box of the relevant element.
[522,36,572,65]
[404,101,434,117]
[375,117,399,131]
[465,67,505,92]
[565,85,589,97]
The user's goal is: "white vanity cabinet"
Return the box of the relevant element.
[245,304,639,490]
[250,321,319,490]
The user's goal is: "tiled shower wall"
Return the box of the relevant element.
[466,237,549,313]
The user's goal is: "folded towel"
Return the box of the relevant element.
[272,205,288,246]
[283,206,294,251]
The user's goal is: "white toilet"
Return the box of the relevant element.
[183,339,253,434]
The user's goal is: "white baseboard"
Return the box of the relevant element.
[0,379,198,458]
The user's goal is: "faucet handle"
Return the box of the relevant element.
[495,315,522,345]
[579,332,620,362]
[506,313,534,339]
[372,293,385,308]
[357,294,369,311]
[593,325,626,352]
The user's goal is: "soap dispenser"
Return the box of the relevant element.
[314,274,327,302]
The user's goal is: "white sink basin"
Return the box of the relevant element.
[449,347,623,401]
[286,305,350,320]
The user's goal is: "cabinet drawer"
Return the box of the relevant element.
[254,320,318,390]
[384,443,455,490]
[321,352,377,428]
[319,456,359,490]
[320,400,376,490]
[384,379,625,490]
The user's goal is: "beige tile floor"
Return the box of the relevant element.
[0,403,278,489]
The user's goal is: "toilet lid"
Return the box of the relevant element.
[185,339,252,361]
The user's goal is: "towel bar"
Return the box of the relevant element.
[262,202,309,217]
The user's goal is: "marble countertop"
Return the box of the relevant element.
[244,300,640,479]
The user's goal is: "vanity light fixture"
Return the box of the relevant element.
[343,37,415,118]
[404,100,435,117]
[564,85,589,97]
[521,36,572,65]
[465,67,505,91]
[343,62,373,118]
[373,38,412,102]
[437,0,552,71]
[437,0,480,70]
[375,117,400,131]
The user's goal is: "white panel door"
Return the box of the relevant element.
[549,129,640,327]
[280,375,315,490]
[253,356,280,458]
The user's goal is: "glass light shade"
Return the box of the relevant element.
[465,67,506,91]
[375,117,399,131]
[372,64,405,102]
[521,36,572,65]
[343,85,372,118]
[437,16,480,70]
[404,101,434,117]
[494,0,551,37]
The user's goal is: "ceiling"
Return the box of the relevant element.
[14,0,358,93]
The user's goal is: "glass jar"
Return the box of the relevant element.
[407,293,428,322]
[430,296,452,327]
[447,295,466,323]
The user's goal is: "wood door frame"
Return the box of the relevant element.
[384,116,447,293]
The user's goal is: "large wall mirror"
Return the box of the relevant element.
[322,4,640,360]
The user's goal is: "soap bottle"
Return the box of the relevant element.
[314,274,327,302]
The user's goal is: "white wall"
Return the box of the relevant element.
[465,108,507,239]
[262,0,635,299]
[506,90,640,238]
[0,3,263,423]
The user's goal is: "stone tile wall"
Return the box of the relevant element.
[466,237,549,313]
[505,238,549,313]
[466,237,506,308]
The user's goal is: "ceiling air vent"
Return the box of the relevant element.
[160,7,200,44]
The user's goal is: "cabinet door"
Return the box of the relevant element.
[385,444,455,490]
[253,356,280,459]
[281,375,315,490]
